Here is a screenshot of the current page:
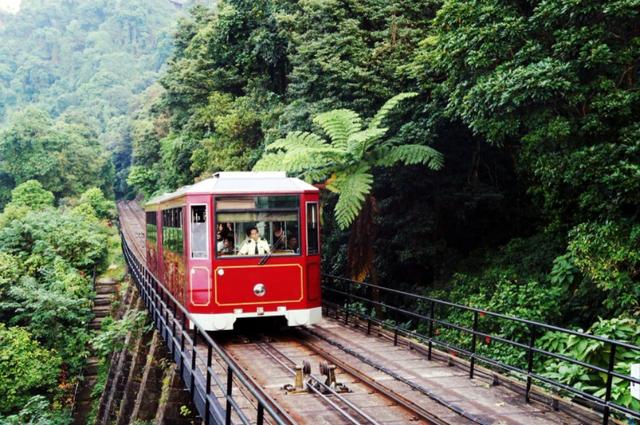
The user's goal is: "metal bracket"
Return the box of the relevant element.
[283,360,311,394]
[317,361,349,393]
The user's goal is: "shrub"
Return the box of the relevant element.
[0,324,62,415]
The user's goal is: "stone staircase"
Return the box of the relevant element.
[73,277,118,425]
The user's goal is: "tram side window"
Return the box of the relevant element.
[146,211,157,244]
[215,195,300,257]
[162,208,184,255]
[190,205,208,259]
[306,203,319,255]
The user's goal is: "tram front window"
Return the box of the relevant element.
[215,196,300,257]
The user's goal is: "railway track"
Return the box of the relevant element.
[118,201,588,425]
[220,330,481,425]
[118,201,472,424]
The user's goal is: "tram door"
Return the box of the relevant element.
[188,202,212,308]
[305,201,321,302]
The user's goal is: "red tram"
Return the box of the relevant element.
[144,172,322,331]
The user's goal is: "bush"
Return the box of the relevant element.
[0,324,62,415]
[77,188,115,220]
[9,180,54,210]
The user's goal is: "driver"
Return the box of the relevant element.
[238,226,271,255]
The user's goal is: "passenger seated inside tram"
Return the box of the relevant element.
[218,235,235,255]
[238,226,271,255]
[272,223,287,251]
[287,235,299,253]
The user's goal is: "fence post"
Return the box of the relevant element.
[470,310,479,379]
[191,328,197,394]
[525,324,537,402]
[428,300,435,361]
[257,402,265,425]
[602,343,617,425]
[205,343,212,425]
[344,281,350,325]
[225,366,233,425]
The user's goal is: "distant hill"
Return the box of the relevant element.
[0,0,207,196]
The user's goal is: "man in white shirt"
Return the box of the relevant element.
[238,226,271,255]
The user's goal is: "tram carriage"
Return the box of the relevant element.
[144,171,322,331]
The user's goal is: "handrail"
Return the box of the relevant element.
[321,274,640,425]
[120,232,288,425]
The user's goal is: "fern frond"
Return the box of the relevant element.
[266,131,327,152]
[253,153,286,171]
[332,167,373,229]
[346,128,388,157]
[376,144,444,169]
[313,109,362,150]
[369,92,418,129]
[281,147,339,173]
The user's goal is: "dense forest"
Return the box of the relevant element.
[0,0,638,420]
[125,0,639,410]
[128,0,639,324]
[0,0,197,202]
[0,0,188,421]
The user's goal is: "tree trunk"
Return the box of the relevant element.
[347,195,383,318]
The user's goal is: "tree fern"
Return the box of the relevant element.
[331,167,373,229]
[281,147,340,173]
[253,153,286,171]
[253,92,443,232]
[369,92,418,129]
[347,128,388,157]
[313,109,362,150]
[376,144,444,169]
[266,131,327,152]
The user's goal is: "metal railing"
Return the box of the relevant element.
[322,274,640,425]
[121,233,288,425]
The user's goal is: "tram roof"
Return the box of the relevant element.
[146,172,318,206]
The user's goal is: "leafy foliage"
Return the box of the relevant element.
[255,93,443,229]
[77,187,116,220]
[0,109,113,205]
[9,180,54,210]
[0,324,62,415]
[538,317,640,412]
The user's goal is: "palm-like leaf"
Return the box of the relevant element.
[313,109,362,150]
[253,153,286,171]
[281,147,340,173]
[369,92,418,129]
[266,131,327,152]
[347,128,388,158]
[376,144,444,169]
[331,166,373,229]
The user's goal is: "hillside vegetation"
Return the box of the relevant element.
[0,0,192,202]
[125,2,639,408]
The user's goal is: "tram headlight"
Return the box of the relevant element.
[253,283,266,297]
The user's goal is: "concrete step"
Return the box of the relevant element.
[96,277,117,285]
[90,317,108,330]
[95,285,117,295]
[94,296,113,306]
[93,305,112,314]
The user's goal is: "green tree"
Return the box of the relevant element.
[417,0,640,229]
[0,324,62,415]
[255,93,443,278]
[78,187,115,220]
[255,93,443,228]
[8,180,54,210]
[0,108,112,204]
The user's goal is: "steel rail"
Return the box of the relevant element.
[254,339,382,425]
[118,217,290,425]
[296,328,488,425]
[322,275,640,425]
